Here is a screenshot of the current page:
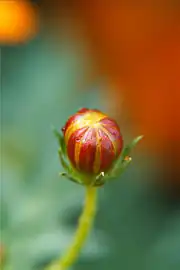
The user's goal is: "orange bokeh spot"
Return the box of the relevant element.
[0,0,38,44]
[67,2,180,155]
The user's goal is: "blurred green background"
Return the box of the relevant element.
[1,1,180,270]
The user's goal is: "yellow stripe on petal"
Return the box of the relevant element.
[93,129,102,174]
[65,111,107,145]
[74,127,90,170]
[65,122,81,145]
[100,126,117,155]
[74,140,82,169]
[81,111,107,128]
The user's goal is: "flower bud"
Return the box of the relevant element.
[62,108,123,175]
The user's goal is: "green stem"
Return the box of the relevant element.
[46,186,97,270]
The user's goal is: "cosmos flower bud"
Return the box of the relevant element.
[62,108,123,176]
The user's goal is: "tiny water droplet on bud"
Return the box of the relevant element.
[124,156,132,161]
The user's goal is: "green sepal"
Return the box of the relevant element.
[58,148,85,185]
[53,128,66,156]
[60,172,83,186]
[105,135,144,181]
[120,135,144,162]
[58,148,71,173]
[106,157,132,180]
[53,127,84,185]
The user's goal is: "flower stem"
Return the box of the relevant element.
[46,186,97,270]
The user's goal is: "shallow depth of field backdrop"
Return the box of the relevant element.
[1,1,180,270]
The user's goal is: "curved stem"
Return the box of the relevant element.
[46,186,97,270]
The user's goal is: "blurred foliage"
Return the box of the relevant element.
[1,29,180,270]
[1,36,108,270]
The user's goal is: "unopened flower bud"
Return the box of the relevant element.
[62,108,123,175]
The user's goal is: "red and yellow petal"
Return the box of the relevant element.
[67,127,88,168]
[62,109,123,175]
[78,128,97,173]
[64,109,107,143]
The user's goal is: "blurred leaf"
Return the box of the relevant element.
[1,37,108,270]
